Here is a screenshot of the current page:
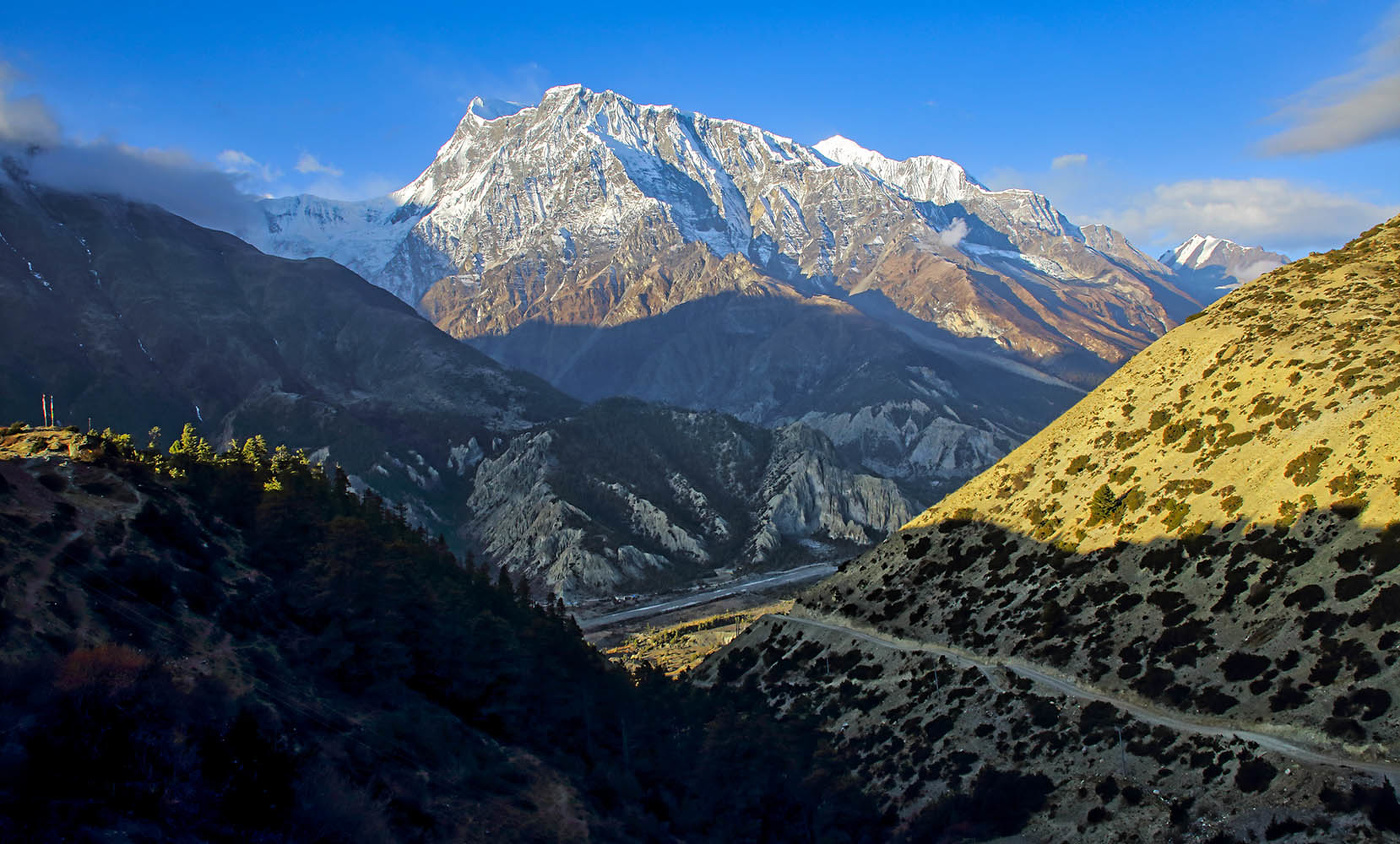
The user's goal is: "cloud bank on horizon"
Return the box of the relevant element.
[0,59,376,231]
[1102,178,1397,259]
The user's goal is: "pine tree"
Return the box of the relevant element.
[241,435,269,467]
[1088,483,1119,524]
[169,423,214,462]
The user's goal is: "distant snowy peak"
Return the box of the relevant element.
[815,134,982,205]
[1161,235,1289,285]
[1165,234,1231,270]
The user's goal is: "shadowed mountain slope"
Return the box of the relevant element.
[0,171,573,524]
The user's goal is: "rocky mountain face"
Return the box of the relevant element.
[466,399,912,597]
[1161,234,1290,302]
[0,173,903,596]
[249,84,1198,497]
[697,215,1400,839]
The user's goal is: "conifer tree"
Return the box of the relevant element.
[241,434,269,467]
[169,423,214,462]
[1089,483,1119,524]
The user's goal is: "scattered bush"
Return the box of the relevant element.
[1284,447,1333,487]
[1221,652,1271,682]
[1368,586,1400,630]
[1235,758,1278,793]
[1088,484,1125,525]
[1336,573,1374,602]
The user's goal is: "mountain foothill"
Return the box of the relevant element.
[701,214,1400,840]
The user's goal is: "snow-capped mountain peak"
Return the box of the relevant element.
[1160,234,1289,296]
[1165,234,1232,270]
[1161,234,1288,276]
[814,134,887,168]
[246,84,1181,360]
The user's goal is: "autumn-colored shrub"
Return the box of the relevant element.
[55,644,150,694]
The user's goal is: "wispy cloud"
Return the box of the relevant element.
[218,149,281,183]
[1102,178,1397,256]
[1051,153,1087,170]
[295,152,343,178]
[1260,4,1400,155]
[19,142,260,233]
[0,61,61,145]
[457,62,548,109]
[0,58,258,233]
[1234,258,1287,282]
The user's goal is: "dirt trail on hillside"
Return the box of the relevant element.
[778,613,1400,780]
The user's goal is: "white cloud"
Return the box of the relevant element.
[295,152,343,178]
[1102,178,1397,256]
[17,142,260,233]
[0,61,61,145]
[217,149,281,183]
[1261,5,1400,154]
[0,57,259,232]
[1234,258,1287,282]
[1051,153,1087,170]
[937,217,969,248]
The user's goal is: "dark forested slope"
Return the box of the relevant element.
[0,427,885,842]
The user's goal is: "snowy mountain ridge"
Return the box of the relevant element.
[814,134,983,206]
[247,84,1137,313]
[1166,233,1232,269]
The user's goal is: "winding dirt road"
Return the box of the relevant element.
[777,613,1400,779]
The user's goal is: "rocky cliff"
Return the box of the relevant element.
[465,400,913,598]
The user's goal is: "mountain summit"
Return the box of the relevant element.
[253,84,1190,365]
[814,135,984,206]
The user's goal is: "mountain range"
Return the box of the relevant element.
[0,86,1302,599]
[247,85,1210,501]
[0,73,1389,842]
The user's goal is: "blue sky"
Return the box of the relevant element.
[2,0,1398,256]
